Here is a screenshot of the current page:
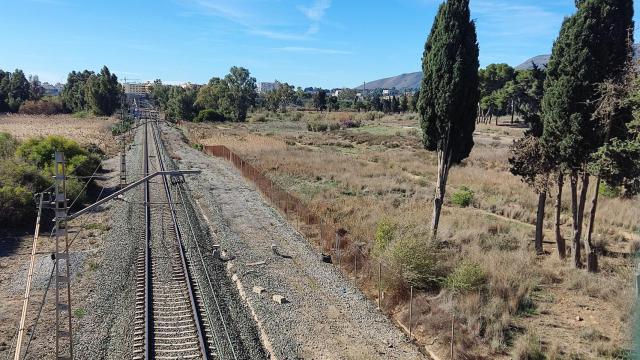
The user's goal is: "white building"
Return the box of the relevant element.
[122,82,152,95]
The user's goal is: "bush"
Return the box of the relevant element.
[328,122,341,131]
[0,132,19,159]
[307,122,328,132]
[17,135,87,169]
[19,98,65,115]
[599,183,621,198]
[374,219,395,256]
[389,237,441,289]
[445,261,486,292]
[451,186,474,207]
[512,332,545,360]
[0,185,34,225]
[340,119,362,129]
[0,159,52,193]
[194,109,227,123]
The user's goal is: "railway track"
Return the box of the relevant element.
[132,115,215,360]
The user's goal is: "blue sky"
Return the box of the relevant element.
[1,0,638,88]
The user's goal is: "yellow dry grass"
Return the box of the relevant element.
[183,112,638,359]
[0,114,117,154]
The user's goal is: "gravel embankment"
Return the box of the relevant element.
[73,128,145,358]
[162,123,426,360]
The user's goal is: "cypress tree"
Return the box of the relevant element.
[418,0,479,236]
[541,0,633,269]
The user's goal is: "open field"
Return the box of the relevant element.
[0,114,118,155]
[184,111,639,359]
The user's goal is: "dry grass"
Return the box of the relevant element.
[0,113,117,155]
[184,111,638,359]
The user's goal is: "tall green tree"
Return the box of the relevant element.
[86,66,122,116]
[7,70,30,112]
[61,70,94,113]
[314,90,327,112]
[418,0,479,236]
[224,66,257,121]
[541,0,633,269]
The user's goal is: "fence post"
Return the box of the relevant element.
[409,286,413,339]
[378,262,382,309]
[450,315,455,360]
[335,232,340,266]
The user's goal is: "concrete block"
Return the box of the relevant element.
[253,286,266,294]
[272,294,288,304]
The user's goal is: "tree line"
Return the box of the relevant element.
[0,66,123,116]
[151,66,258,122]
[419,0,638,275]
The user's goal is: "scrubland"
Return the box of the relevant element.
[184,111,639,359]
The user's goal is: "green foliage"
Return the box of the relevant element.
[0,69,33,112]
[389,237,441,289]
[0,159,52,193]
[111,118,133,136]
[0,185,33,225]
[313,90,327,111]
[599,183,622,198]
[541,0,633,169]
[0,132,19,159]
[224,67,257,121]
[451,186,474,207]
[373,219,395,256]
[61,67,123,116]
[165,86,198,122]
[194,109,227,123]
[589,138,640,194]
[445,261,486,292]
[418,0,479,164]
[86,66,122,116]
[509,135,554,192]
[17,135,85,168]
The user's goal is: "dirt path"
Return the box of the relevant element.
[163,124,426,360]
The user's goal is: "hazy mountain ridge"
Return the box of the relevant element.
[357,44,640,90]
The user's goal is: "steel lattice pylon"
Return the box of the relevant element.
[53,151,73,360]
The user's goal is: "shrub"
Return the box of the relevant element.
[599,183,621,198]
[0,132,19,159]
[389,237,441,289]
[194,109,227,123]
[445,261,486,292]
[0,159,51,192]
[0,185,34,225]
[374,219,395,256]
[16,135,97,174]
[290,112,303,121]
[328,122,341,131]
[512,332,545,360]
[307,122,328,132]
[340,119,362,129]
[451,186,474,207]
[19,99,65,115]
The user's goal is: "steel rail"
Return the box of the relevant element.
[150,119,210,359]
[143,119,152,360]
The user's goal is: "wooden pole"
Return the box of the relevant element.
[409,286,413,339]
[450,315,455,359]
[378,262,382,309]
[14,193,44,360]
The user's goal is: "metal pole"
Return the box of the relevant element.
[54,151,73,360]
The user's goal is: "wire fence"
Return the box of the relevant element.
[202,145,460,357]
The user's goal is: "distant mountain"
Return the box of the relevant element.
[354,72,422,91]
[515,55,551,70]
[360,44,640,90]
[516,43,640,70]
